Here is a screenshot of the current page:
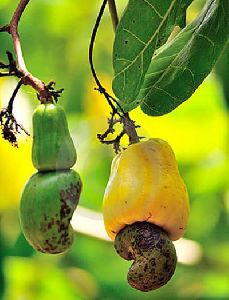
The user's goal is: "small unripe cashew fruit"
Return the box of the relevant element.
[20,102,82,254]
[115,222,177,292]
[103,138,189,291]
[32,103,77,171]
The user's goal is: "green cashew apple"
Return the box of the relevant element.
[32,103,76,171]
[20,169,82,254]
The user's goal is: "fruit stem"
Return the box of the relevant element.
[122,113,140,145]
[90,0,140,151]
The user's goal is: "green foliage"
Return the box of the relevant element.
[113,0,229,115]
[138,0,229,115]
[112,0,193,103]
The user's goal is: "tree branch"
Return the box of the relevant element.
[0,0,65,145]
[108,0,119,31]
[7,0,52,101]
[10,0,29,72]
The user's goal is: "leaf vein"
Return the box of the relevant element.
[170,64,196,86]
[155,53,177,61]
[115,58,132,63]
[123,28,147,46]
[142,0,163,19]
[145,69,166,78]
[153,85,179,102]
[196,33,215,47]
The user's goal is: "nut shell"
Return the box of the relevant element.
[115,222,177,292]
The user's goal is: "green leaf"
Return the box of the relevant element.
[136,0,229,116]
[112,0,193,104]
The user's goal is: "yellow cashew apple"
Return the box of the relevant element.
[103,138,189,241]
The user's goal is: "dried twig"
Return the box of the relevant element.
[0,79,30,147]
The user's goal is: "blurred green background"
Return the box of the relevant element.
[0,0,228,299]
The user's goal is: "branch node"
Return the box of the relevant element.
[0,24,10,33]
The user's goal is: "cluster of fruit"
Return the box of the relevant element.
[20,103,82,254]
[19,103,189,291]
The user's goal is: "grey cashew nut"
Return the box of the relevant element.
[114,222,177,292]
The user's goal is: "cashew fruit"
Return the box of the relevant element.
[32,103,76,171]
[20,169,82,254]
[103,138,189,291]
[115,222,177,292]
[103,138,189,241]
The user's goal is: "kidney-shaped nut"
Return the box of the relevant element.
[115,222,177,291]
